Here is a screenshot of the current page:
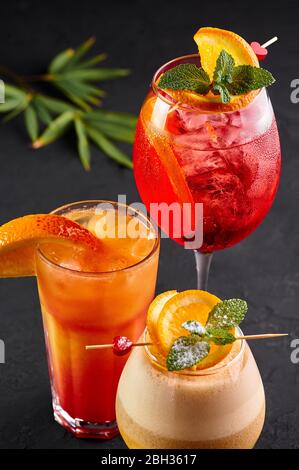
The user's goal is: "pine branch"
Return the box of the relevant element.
[0,37,135,170]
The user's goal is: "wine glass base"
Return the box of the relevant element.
[53,402,119,439]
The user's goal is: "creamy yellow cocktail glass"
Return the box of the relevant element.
[116,327,265,449]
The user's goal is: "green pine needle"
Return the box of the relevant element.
[32,98,53,125]
[74,117,91,171]
[32,110,75,148]
[48,48,74,74]
[2,94,32,122]
[86,124,133,169]
[24,105,39,142]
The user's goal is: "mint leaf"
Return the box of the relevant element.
[227,65,275,95]
[157,50,276,105]
[210,49,234,104]
[213,50,235,85]
[166,335,210,371]
[213,83,231,103]
[205,327,236,345]
[181,320,206,336]
[206,299,248,329]
[158,64,211,94]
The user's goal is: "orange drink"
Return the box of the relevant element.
[35,201,159,438]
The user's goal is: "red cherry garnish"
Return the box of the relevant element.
[113,336,133,356]
[250,42,268,61]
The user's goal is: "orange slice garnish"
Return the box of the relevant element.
[155,290,233,370]
[194,27,259,78]
[162,27,260,113]
[147,290,178,345]
[146,290,178,365]
[0,214,102,277]
[141,96,195,206]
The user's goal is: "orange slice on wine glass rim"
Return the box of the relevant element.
[158,27,260,113]
[194,27,259,78]
[0,214,102,277]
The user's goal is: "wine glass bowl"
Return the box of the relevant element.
[133,54,281,254]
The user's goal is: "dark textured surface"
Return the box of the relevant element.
[0,0,298,450]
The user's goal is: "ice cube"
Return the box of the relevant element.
[176,109,207,132]
[177,149,228,177]
[228,111,242,127]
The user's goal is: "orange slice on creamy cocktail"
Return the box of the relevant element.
[147,290,178,345]
[147,289,234,370]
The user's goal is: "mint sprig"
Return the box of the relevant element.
[227,65,275,95]
[166,335,210,371]
[212,50,235,104]
[158,49,275,104]
[158,63,210,95]
[212,83,231,104]
[213,50,234,86]
[205,327,236,345]
[206,299,247,329]
[166,298,247,371]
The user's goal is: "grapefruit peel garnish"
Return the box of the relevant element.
[0,214,102,277]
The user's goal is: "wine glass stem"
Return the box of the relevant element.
[194,250,213,291]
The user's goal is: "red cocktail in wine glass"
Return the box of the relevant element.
[133,28,281,289]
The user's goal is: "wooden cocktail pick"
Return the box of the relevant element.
[234,333,287,340]
[261,36,278,48]
[86,333,288,356]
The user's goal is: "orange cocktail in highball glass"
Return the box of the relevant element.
[35,201,159,438]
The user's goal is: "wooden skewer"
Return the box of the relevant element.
[85,333,288,350]
[261,36,278,48]
[235,333,288,340]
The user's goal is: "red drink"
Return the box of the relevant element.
[134,57,281,252]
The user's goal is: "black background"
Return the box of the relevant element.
[0,0,298,450]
